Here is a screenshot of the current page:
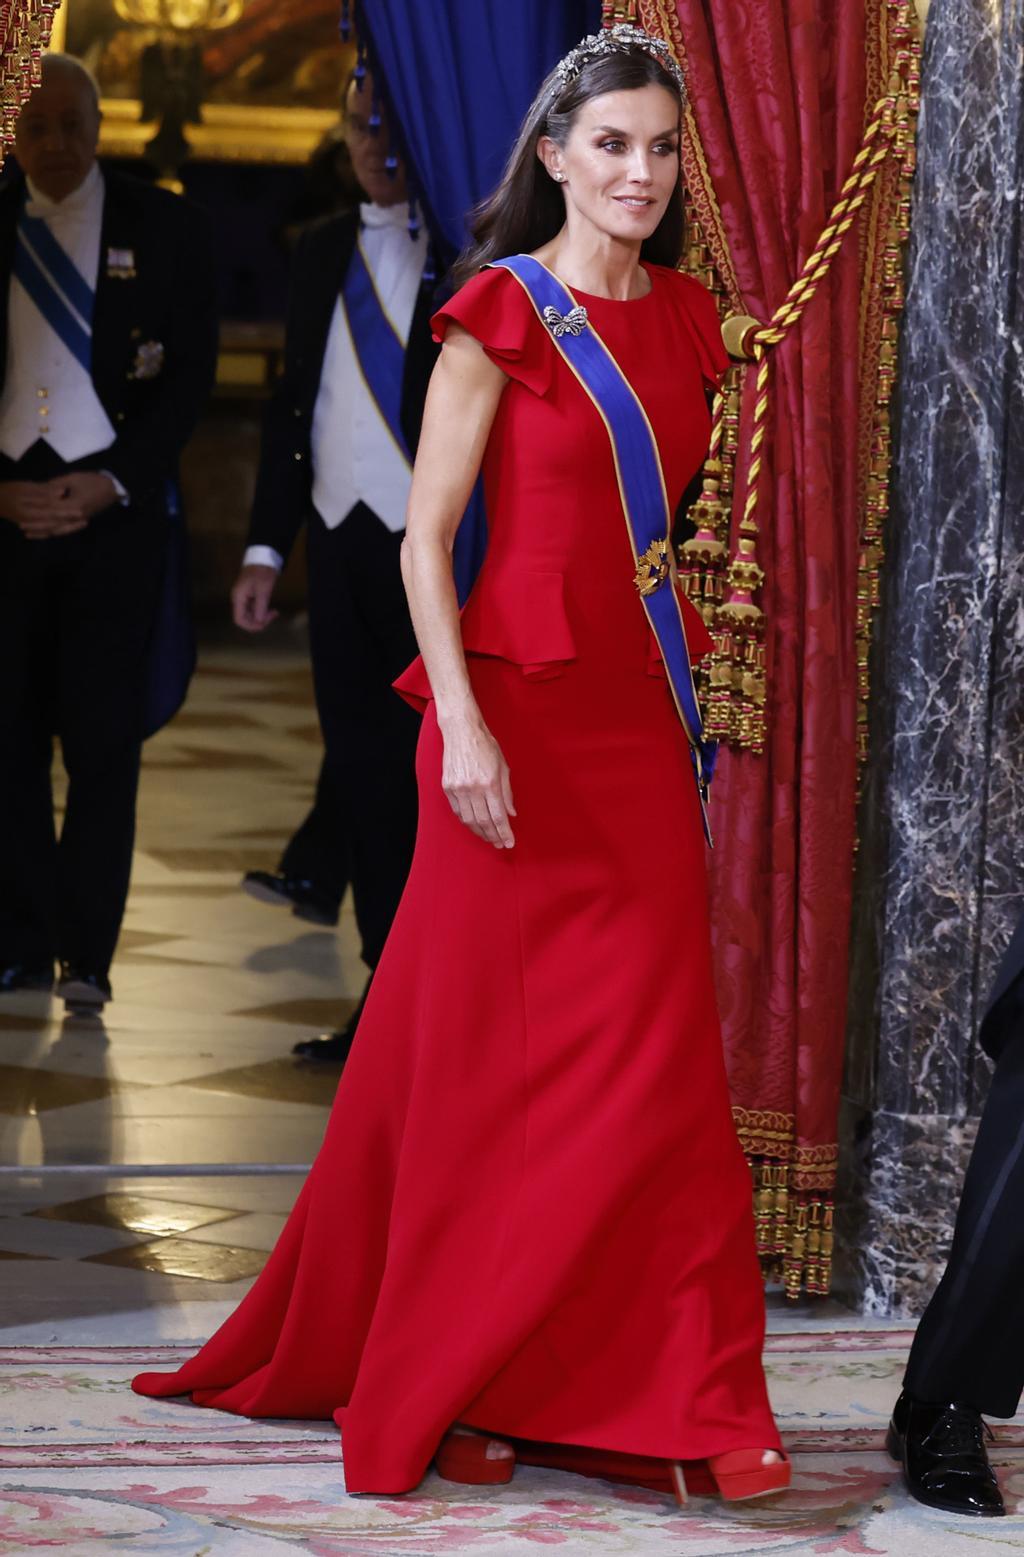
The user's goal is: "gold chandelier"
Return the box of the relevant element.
[112,0,243,31]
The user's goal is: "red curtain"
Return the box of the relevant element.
[640,0,883,1289]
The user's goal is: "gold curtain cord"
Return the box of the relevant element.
[0,0,59,158]
[653,0,921,1299]
[689,58,920,758]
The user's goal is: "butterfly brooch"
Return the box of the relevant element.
[542,304,589,339]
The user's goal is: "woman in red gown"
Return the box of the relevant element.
[134,25,788,1504]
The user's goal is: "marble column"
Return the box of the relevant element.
[836,0,1024,1315]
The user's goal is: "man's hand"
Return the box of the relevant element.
[45,471,120,519]
[231,564,280,632]
[0,480,88,540]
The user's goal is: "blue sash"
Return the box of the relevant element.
[342,235,412,465]
[490,254,718,843]
[13,213,94,373]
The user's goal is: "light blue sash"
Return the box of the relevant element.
[14,213,94,373]
[490,254,718,843]
[342,235,412,465]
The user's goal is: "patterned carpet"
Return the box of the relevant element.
[1,1331,1022,1553]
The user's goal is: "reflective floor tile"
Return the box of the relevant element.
[130,1176,306,1215]
[180,1212,288,1251]
[228,998,356,1028]
[28,1194,239,1238]
[185,1058,344,1107]
[0,1012,54,1036]
[0,1065,126,1113]
[85,1237,269,1282]
[0,1215,144,1260]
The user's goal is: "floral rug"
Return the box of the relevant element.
[1,1331,1022,1554]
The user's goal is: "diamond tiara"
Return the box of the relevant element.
[554,23,685,98]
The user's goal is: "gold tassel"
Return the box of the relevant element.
[753,1160,775,1260]
[679,396,728,627]
[713,521,767,754]
[784,1199,809,1299]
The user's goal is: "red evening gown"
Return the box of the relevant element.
[133,262,782,1493]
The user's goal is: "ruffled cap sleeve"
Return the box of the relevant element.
[431,266,553,396]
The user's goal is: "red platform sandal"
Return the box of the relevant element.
[436,1428,516,1486]
[704,1448,792,1501]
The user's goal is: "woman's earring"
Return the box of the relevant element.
[554,173,566,183]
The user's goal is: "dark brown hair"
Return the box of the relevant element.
[451,46,685,291]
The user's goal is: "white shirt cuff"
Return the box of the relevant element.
[243,545,284,572]
[99,470,130,505]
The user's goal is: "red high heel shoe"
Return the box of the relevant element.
[436,1429,516,1486]
[704,1448,792,1501]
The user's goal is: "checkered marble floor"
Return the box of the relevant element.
[0,636,362,1181]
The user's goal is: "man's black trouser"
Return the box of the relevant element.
[903,1019,1024,1417]
[304,502,420,969]
[0,441,166,977]
[279,758,349,910]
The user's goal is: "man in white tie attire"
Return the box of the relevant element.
[0,54,217,1012]
[231,72,436,1064]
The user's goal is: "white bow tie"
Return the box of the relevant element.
[359,201,411,231]
[25,166,101,224]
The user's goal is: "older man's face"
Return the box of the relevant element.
[344,74,407,208]
[15,69,100,202]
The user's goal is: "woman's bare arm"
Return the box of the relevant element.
[401,324,517,849]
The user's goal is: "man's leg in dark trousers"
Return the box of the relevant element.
[903,1022,1024,1418]
[306,503,420,973]
[0,526,59,969]
[279,755,350,910]
[54,509,166,976]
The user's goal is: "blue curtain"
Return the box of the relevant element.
[360,0,602,596]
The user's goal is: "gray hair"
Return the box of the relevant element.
[40,53,102,110]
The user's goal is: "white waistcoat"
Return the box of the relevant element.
[0,164,118,463]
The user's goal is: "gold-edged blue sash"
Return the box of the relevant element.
[490,253,717,843]
[342,235,412,465]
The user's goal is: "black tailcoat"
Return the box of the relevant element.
[980,907,1024,1061]
[0,167,218,501]
[247,210,437,561]
[0,167,217,980]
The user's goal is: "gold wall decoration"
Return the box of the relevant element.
[50,0,343,164]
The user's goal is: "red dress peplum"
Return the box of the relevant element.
[133,262,781,1494]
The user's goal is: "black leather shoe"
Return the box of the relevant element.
[56,966,112,1012]
[241,870,340,928]
[887,1391,1005,1516]
[291,1029,355,1064]
[0,963,54,993]
[292,983,369,1064]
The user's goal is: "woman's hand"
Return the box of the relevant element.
[440,708,516,849]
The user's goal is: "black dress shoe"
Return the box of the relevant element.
[0,963,54,993]
[241,870,340,928]
[56,966,112,1012]
[887,1391,1005,1516]
[292,983,369,1064]
[291,1029,355,1064]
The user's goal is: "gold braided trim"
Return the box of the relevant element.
[639,0,743,310]
[855,2,920,768]
[641,3,918,757]
[0,0,58,160]
[734,1108,839,1298]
